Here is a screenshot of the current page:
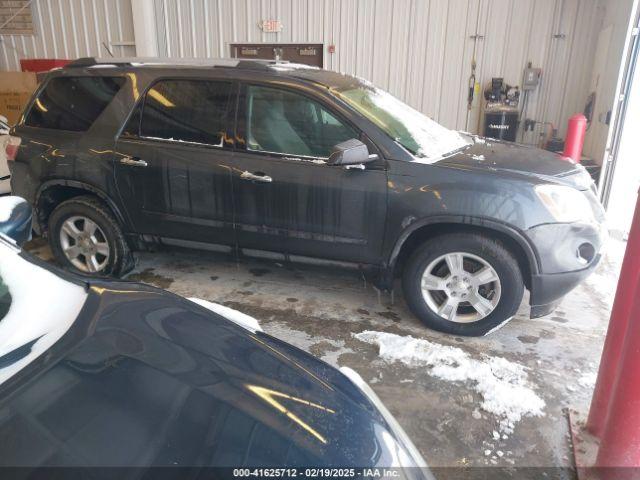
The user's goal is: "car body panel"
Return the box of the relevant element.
[113,136,237,245]
[0,243,429,474]
[230,81,389,264]
[436,139,580,179]
[227,150,389,263]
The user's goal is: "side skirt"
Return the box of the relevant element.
[138,234,391,290]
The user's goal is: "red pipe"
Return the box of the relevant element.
[563,114,587,163]
[587,190,640,437]
[595,270,640,467]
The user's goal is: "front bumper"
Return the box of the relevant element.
[529,255,601,318]
[526,220,606,317]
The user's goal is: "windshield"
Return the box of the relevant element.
[333,84,470,160]
[0,240,87,385]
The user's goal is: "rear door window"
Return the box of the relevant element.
[139,80,233,146]
[24,76,125,131]
[245,85,358,158]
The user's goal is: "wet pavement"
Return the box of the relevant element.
[27,238,623,473]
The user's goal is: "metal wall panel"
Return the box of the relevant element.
[143,0,597,137]
[0,0,602,140]
[0,0,136,71]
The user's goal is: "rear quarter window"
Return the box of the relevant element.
[24,76,125,132]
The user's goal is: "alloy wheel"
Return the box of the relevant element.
[59,216,110,273]
[420,252,501,323]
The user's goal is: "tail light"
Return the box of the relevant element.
[5,136,21,162]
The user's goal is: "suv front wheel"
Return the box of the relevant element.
[48,195,133,277]
[402,233,524,336]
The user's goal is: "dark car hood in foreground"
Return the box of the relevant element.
[0,280,429,476]
[435,138,592,189]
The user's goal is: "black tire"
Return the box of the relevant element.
[402,233,524,336]
[48,195,134,277]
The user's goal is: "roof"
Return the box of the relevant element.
[62,57,365,89]
[65,56,306,71]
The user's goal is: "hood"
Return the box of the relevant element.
[2,279,428,475]
[434,137,594,190]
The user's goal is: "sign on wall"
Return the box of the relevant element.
[258,20,283,33]
[0,0,34,35]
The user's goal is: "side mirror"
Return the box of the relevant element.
[327,138,378,166]
[0,196,32,247]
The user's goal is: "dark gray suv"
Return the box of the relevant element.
[8,58,606,336]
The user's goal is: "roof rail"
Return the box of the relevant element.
[63,57,292,70]
[235,59,290,70]
[65,57,100,68]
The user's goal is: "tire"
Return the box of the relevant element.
[48,195,133,277]
[402,233,524,336]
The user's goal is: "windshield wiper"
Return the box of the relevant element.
[441,143,472,158]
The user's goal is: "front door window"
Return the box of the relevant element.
[245,85,358,159]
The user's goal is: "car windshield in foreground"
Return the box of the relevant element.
[332,83,470,160]
[0,240,87,385]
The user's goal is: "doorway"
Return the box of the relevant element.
[230,44,324,68]
[601,4,640,237]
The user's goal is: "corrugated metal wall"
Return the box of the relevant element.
[152,0,603,139]
[0,0,135,71]
[0,0,602,141]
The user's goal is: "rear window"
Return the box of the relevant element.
[24,76,125,132]
[138,80,233,146]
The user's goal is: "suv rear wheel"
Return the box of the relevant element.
[48,195,133,277]
[402,233,524,336]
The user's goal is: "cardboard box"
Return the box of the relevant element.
[0,72,38,126]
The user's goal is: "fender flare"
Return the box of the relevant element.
[35,179,130,230]
[386,215,541,276]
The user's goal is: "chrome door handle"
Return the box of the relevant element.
[119,156,148,167]
[240,170,272,183]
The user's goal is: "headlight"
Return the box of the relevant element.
[573,165,596,191]
[535,184,594,223]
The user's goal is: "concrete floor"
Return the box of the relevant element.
[28,238,624,474]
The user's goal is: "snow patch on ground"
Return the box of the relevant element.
[263,321,355,367]
[318,339,354,366]
[0,196,25,222]
[578,371,597,389]
[583,237,627,308]
[584,270,618,308]
[483,316,514,336]
[354,330,545,433]
[188,298,262,333]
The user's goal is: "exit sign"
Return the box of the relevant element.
[259,19,283,33]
